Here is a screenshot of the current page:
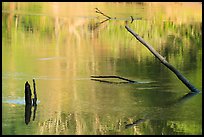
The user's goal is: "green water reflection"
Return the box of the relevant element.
[2,2,202,135]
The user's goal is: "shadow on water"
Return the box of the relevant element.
[124,91,200,129]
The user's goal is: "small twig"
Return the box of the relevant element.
[130,16,134,23]
[96,18,110,25]
[32,105,37,121]
[95,8,112,19]
[32,79,37,106]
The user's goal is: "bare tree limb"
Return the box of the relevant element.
[95,8,112,19]
[91,75,136,83]
[32,79,37,106]
[125,25,200,93]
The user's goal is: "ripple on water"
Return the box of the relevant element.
[2,97,40,105]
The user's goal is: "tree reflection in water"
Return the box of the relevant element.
[25,103,37,125]
[125,91,199,129]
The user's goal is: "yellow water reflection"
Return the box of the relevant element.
[2,2,202,135]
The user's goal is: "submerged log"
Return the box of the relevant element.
[25,81,32,105]
[125,25,200,93]
[91,75,136,83]
[91,78,131,84]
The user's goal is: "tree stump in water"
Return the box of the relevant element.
[25,81,32,105]
[24,80,38,125]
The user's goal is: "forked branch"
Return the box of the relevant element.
[95,8,112,19]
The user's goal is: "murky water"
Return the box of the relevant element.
[2,2,202,135]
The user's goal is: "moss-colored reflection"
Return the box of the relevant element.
[2,2,202,135]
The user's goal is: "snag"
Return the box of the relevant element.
[125,25,200,93]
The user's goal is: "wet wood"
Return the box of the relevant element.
[130,16,134,23]
[25,79,38,125]
[125,25,200,93]
[32,79,37,106]
[91,75,136,83]
[32,105,37,121]
[25,81,32,105]
[91,78,131,84]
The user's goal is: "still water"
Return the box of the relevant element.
[2,2,202,135]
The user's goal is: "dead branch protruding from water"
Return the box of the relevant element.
[32,79,37,106]
[25,81,32,105]
[95,8,112,19]
[125,25,200,93]
[91,75,136,83]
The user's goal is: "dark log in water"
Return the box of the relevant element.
[25,79,38,125]
[91,75,136,83]
[91,78,131,84]
[125,25,200,93]
[25,81,32,105]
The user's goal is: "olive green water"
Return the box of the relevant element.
[2,2,202,135]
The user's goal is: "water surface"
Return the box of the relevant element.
[2,2,202,135]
